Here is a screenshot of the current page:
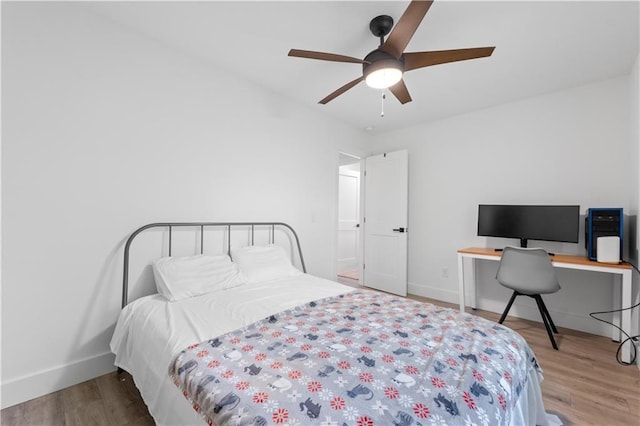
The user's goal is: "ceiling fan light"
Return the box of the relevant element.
[365,67,403,89]
[363,57,403,89]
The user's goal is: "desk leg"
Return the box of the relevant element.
[457,254,466,312]
[621,270,633,364]
[612,271,633,364]
[612,275,622,342]
[470,259,477,309]
[457,255,478,313]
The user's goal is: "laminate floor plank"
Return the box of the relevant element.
[95,372,155,426]
[2,392,65,426]
[60,379,109,426]
[2,290,638,426]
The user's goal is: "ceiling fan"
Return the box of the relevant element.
[288,0,495,105]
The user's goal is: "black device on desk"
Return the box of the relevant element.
[585,208,623,262]
[478,204,580,248]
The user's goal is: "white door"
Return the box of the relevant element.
[363,150,408,296]
[337,168,360,276]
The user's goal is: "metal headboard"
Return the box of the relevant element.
[122,222,306,308]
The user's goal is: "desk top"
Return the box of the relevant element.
[458,247,632,270]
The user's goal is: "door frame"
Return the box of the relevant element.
[335,152,364,284]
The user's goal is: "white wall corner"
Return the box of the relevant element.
[1,352,116,409]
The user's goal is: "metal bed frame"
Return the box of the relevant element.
[121,222,306,308]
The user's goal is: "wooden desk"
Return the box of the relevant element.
[457,247,634,363]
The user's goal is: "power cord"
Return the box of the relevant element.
[588,259,640,366]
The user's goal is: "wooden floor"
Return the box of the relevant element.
[3,279,639,425]
[0,371,154,426]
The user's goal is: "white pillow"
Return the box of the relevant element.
[152,254,245,301]
[231,245,302,284]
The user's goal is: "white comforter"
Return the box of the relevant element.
[111,275,354,425]
[110,274,547,425]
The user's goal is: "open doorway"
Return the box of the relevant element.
[337,153,361,286]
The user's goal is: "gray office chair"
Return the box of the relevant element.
[495,246,561,350]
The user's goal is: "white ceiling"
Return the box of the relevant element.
[81,1,639,133]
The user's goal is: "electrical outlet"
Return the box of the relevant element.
[441,267,449,278]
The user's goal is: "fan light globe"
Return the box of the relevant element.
[365,67,403,89]
[363,54,404,89]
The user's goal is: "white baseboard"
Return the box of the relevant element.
[408,282,612,338]
[408,281,459,305]
[475,299,613,338]
[1,352,116,409]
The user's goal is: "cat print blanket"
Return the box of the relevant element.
[170,290,539,425]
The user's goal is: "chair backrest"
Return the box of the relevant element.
[495,246,561,295]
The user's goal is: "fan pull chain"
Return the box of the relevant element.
[381,92,386,117]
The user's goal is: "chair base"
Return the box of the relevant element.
[498,291,559,350]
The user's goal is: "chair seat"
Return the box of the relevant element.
[496,246,561,350]
[509,285,560,296]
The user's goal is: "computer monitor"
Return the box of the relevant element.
[477,204,580,248]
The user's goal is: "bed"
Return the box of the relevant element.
[110,222,549,426]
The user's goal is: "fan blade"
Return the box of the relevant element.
[388,79,412,104]
[289,49,367,64]
[403,47,495,71]
[319,76,365,104]
[381,0,434,59]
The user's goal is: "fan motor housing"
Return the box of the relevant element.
[363,49,405,76]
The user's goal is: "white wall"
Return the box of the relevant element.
[0,3,368,407]
[370,76,633,337]
[630,53,640,363]
[626,53,639,270]
[630,55,640,263]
